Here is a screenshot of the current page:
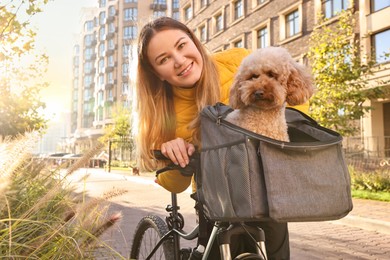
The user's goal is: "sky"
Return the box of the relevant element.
[30,0,96,120]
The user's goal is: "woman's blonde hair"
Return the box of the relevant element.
[136,17,220,171]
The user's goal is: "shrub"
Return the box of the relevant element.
[349,165,390,192]
[0,133,127,259]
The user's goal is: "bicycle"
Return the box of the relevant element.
[129,151,267,260]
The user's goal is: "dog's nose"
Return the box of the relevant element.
[254,90,264,100]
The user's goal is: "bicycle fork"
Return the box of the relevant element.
[203,222,267,260]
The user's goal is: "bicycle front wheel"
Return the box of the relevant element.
[130,215,174,260]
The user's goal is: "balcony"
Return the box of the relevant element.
[107,16,115,23]
[105,83,114,90]
[105,66,114,73]
[105,32,115,40]
[150,3,167,11]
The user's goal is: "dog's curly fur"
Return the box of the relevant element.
[226,47,314,141]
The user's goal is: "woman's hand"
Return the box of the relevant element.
[161,138,195,168]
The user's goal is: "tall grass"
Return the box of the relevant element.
[0,133,127,259]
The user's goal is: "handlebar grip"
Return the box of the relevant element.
[152,150,199,177]
[152,150,169,160]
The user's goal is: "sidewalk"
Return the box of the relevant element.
[334,197,390,235]
[111,169,390,235]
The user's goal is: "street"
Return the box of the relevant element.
[67,168,390,259]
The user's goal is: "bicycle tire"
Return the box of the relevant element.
[130,215,174,260]
[234,252,265,260]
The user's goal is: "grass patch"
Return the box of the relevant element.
[352,190,390,202]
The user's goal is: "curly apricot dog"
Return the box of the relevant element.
[226,46,314,141]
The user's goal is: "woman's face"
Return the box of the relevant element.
[147,29,203,88]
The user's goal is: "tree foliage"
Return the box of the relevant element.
[307,9,385,136]
[0,0,50,138]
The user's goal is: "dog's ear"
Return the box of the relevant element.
[286,61,315,106]
[229,76,245,109]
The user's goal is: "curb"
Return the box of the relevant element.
[333,215,390,235]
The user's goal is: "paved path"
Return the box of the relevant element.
[67,168,390,259]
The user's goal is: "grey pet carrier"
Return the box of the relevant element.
[196,103,353,222]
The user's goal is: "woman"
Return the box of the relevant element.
[136,16,290,259]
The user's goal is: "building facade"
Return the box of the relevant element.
[69,0,390,157]
[180,0,390,157]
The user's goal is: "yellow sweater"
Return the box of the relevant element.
[156,48,309,193]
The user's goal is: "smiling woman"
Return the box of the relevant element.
[135,17,291,260]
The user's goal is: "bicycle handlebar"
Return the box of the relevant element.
[152,150,199,177]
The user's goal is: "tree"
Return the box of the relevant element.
[307,9,385,136]
[0,0,50,138]
[99,106,135,161]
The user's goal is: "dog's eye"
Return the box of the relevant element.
[250,74,259,80]
[266,71,277,78]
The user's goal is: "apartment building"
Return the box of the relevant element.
[69,0,179,153]
[69,0,389,156]
[180,0,390,156]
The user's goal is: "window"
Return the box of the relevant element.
[125,0,137,3]
[98,59,105,73]
[233,0,244,20]
[99,11,106,25]
[172,11,180,20]
[108,55,115,67]
[279,3,302,42]
[199,25,206,42]
[122,82,129,95]
[286,10,299,38]
[84,75,93,86]
[108,23,116,33]
[108,39,115,50]
[107,72,114,84]
[84,62,93,73]
[99,0,106,8]
[173,0,179,9]
[123,44,130,57]
[214,12,224,33]
[98,75,104,88]
[322,0,349,19]
[372,29,390,63]
[154,10,166,18]
[371,0,390,12]
[257,27,268,48]
[99,27,105,41]
[84,34,94,46]
[109,6,116,16]
[184,5,193,21]
[200,0,207,8]
[124,26,137,39]
[234,39,243,48]
[124,8,137,21]
[84,20,94,32]
[84,48,93,59]
[122,63,129,76]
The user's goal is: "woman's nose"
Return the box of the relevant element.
[173,54,186,68]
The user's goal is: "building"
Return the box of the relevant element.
[69,0,389,157]
[180,0,390,157]
[69,0,179,153]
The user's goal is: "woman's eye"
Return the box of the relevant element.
[250,74,259,80]
[160,57,169,64]
[178,42,185,49]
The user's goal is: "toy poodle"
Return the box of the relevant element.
[226,46,314,141]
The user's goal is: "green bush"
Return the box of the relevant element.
[349,165,390,192]
[0,133,126,259]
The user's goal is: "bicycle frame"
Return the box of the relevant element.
[133,150,267,260]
